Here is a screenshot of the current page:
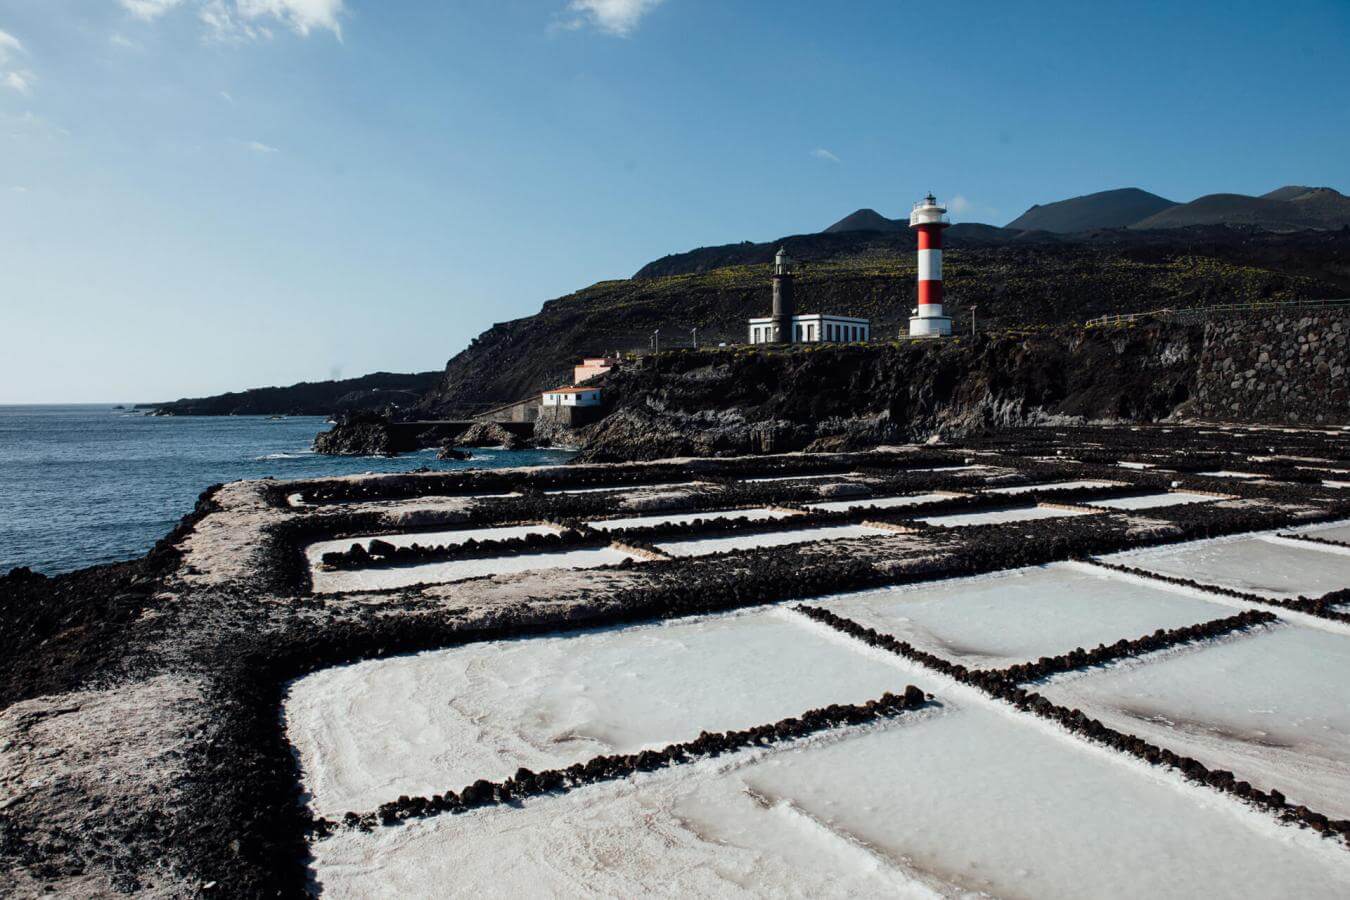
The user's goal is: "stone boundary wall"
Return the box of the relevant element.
[1192,309,1348,425]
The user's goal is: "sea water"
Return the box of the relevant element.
[0,405,573,575]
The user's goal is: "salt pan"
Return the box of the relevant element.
[808,563,1235,669]
[285,607,917,816]
[1041,623,1350,819]
[310,701,1350,899]
[657,524,893,557]
[1102,534,1350,599]
[919,506,1092,528]
[1085,491,1221,510]
[309,546,636,594]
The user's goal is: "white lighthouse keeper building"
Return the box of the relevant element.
[908,194,954,337]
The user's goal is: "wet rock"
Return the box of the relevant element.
[457,422,531,450]
[313,411,403,457]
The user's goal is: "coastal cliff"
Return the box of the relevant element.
[568,307,1350,461]
[569,323,1200,460]
[411,227,1350,419]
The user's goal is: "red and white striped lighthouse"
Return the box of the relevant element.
[908,193,953,337]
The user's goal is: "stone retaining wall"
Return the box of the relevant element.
[1192,309,1348,425]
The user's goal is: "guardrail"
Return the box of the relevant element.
[1086,297,1350,327]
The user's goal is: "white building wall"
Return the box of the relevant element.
[746,316,869,344]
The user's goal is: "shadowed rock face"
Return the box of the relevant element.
[312,413,473,457]
[572,324,1204,461]
[456,421,529,449]
[312,411,405,456]
[570,307,1350,462]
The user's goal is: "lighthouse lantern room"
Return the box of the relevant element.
[908,194,954,338]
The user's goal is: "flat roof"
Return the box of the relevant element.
[748,314,871,324]
[544,386,602,394]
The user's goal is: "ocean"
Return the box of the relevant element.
[0,405,575,576]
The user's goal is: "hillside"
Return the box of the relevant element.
[1134,186,1350,231]
[633,223,1020,279]
[823,208,907,233]
[411,229,1349,418]
[1006,188,1178,232]
[148,371,442,417]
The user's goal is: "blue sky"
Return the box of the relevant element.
[2,0,1347,402]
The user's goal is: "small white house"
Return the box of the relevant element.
[541,386,603,407]
[747,314,871,345]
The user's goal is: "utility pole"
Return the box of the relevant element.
[970,305,978,337]
[652,329,660,354]
[691,327,698,348]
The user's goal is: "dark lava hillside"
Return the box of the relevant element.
[413,228,1350,418]
[1135,187,1350,232]
[149,371,442,417]
[1005,188,1178,232]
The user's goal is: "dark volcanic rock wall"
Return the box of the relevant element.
[1193,308,1349,424]
[574,323,1204,460]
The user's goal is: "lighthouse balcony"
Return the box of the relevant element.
[909,206,950,227]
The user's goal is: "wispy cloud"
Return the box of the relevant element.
[110,32,140,48]
[120,0,184,21]
[811,148,841,164]
[1,110,69,140]
[0,27,31,94]
[219,90,234,103]
[244,139,279,153]
[560,0,666,37]
[116,0,345,41]
[947,194,1000,221]
[0,28,22,62]
[204,0,344,40]
[3,69,34,94]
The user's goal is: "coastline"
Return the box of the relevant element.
[3,428,1347,894]
[0,405,573,576]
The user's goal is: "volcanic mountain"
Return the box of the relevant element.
[1134,186,1350,232]
[822,208,908,234]
[1006,188,1178,233]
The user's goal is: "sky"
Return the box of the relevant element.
[2,0,1348,402]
